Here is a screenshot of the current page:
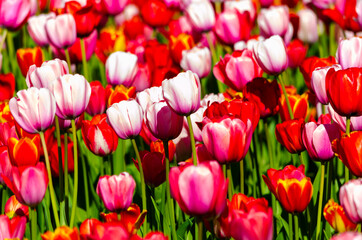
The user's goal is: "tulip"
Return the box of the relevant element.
[9,88,56,134]
[169,33,194,64]
[326,68,362,116]
[82,114,118,156]
[41,226,80,240]
[253,35,288,75]
[97,172,136,212]
[300,56,337,91]
[4,195,29,220]
[162,71,201,116]
[329,105,362,132]
[323,199,358,232]
[52,74,91,119]
[339,179,362,223]
[258,5,289,38]
[106,51,138,87]
[0,100,13,123]
[106,99,143,140]
[297,8,319,43]
[331,232,362,240]
[16,47,44,77]
[0,73,15,101]
[185,1,215,32]
[286,39,308,69]
[3,162,48,207]
[213,49,263,91]
[48,133,74,177]
[0,0,31,31]
[133,63,151,92]
[0,215,26,240]
[80,220,130,239]
[311,65,342,104]
[26,58,69,89]
[27,13,56,47]
[145,100,184,140]
[136,86,164,113]
[45,14,77,49]
[7,136,40,170]
[336,37,362,69]
[279,93,309,122]
[214,9,252,45]
[333,131,362,177]
[144,232,169,240]
[169,161,228,218]
[0,148,12,185]
[95,27,126,64]
[107,85,136,107]
[275,119,305,154]
[223,0,256,20]
[0,122,17,147]
[141,0,174,27]
[95,0,129,15]
[263,165,313,213]
[86,81,106,116]
[302,122,341,161]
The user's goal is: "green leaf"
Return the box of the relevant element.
[176,217,194,240]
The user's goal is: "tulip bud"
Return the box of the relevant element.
[275,119,305,154]
[7,136,40,171]
[106,51,138,87]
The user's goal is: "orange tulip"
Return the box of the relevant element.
[279,92,309,122]
[7,136,40,171]
[169,33,195,64]
[107,85,136,107]
[41,226,80,240]
[16,47,44,77]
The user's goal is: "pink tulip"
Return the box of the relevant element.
[253,35,288,75]
[45,14,77,49]
[146,100,184,141]
[27,13,56,47]
[96,172,136,212]
[106,99,143,140]
[162,71,201,116]
[200,93,225,107]
[0,215,26,240]
[10,88,56,134]
[339,179,362,223]
[297,8,319,44]
[26,58,69,89]
[0,0,31,31]
[214,9,252,45]
[169,161,228,218]
[336,37,362,69]
[224,0,256,21]
[213,49,263,91]
[258,5,289,38]
[95,0,129,16]
[302,122,341,161]
[202,117,253,164]
[136,86,164,114]
[180,46,211,79]
[0,122,17,147]
[304,0,334,9]
[185,1,215,32]
[3,162,48,207]
[52,74,91,119]
[328,105,362,132]
[0,148,12,185]
[106,51,138,87]
[86,81,106,116]
[311,64,341,105]
[331,232,362,240]
[132,63,151,92]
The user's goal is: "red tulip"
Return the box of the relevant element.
[0,73,15,101]
[4,195,29,220]
[141,0,174,28]
[0,147,12,185]
[48,133,74,177]
[41,226,80,240]
[95,27,126,64]
[286,39,307,68]
[275,119,305,154]
[16,47,44,77]
[0,215,27,240]
[7,136,40,171]
[107,85,136,107]
[86,81,106,116]
[169,33,195,64]
[324,199,358,233]
[279,92,309,122]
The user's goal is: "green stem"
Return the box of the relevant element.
[298,152,304,165]
[69,120,79,228]
[31,208,37,240]
[240,158,245,194]
[1,186,5,214]
[64,48,72,74]
[55,116,64,202]
[80,38,89,81]
[345,116,351,182]
[316,163,326,240]
[78,134,90,217]
[39,131,60,228]
[0,29,7,53]
[164,140,177,240]
[186,115,197,166]
[264,121,274,169]
[294,214,299,240]
[64,132,69,222]
[226,164,233,200]
[37,201,45,233]
[278,75,294,120]
[6,32,18,88]
[329,23,336,55]
[289,213,293,240]
[205,32,223,93]
[197,219,203,240]
[131,138,147,234]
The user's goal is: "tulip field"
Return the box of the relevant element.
[2,0,362,239]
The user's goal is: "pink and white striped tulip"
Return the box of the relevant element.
[339,179,362,224]
[27,13,56,47]
[106,51,138,87]
[45,14,77,49]
[258,5,289,38]
[336,37,362,69]
[185,1,215,32]
[180,46,211,79]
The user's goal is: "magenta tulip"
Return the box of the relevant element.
[180,46,211,79]
[185,1,215,32]
[257,5,289,38]
[26,58,69,89]
[339,179,362,223]
[27,13,56,47]
[106,99,143,140]
[0,148,12,185]
[162,71,201,116]
[96,172,136,212]
[169,161,228,218]
[302,122,341,161]
[3,162,48,207]
[0,0,31,31]
[145,100,184,141]
[95,0,129,16]
[86,81,106,116]
[45,14,77,49]
[0,215,26,240]
[106,51,138,87]
[336,37,362,69]
[52,74,91,120]
[253,35,288,75]
[9,88,56,134]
